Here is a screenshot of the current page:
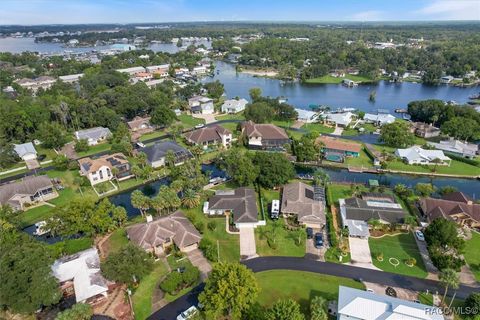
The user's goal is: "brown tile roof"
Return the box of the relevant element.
[0,175,52,206]
[78,153,129,174]
[441,192,471,204]
[127,116,152,130]
[126,211,201,250]
[184,125,230,144]
[315,136,362,153]
[280,181,326,225]
[241,121,289,140]
[208,187,258,223]
[419,194,480,223]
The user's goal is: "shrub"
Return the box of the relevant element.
[326,212,338,247]
[207,220,217,231]
[74,139,90,153]
[160,271,183,294]
[182,266,200,286]
[267,238,278,250]
[446,153,480,167]
[199,238,217,262]
[405,258,416,266]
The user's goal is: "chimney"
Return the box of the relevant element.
[146,215,153,223]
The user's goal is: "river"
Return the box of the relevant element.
[208,61,479,113]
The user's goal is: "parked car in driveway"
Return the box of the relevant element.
[306,227,313,239]
[194,123,205,129]
[177,306,198,320]
[415,230,425,241]
[136,142,146,148]
[314,233,323,248]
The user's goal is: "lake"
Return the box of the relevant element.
[208,61,479,113]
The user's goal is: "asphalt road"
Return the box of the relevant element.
[148,256,478,320]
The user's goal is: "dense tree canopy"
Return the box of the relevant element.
[253,152,295,188]
[380,121,415,148]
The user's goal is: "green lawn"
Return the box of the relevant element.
[302,123,335,134]
[132,261,169,320]
[256,270,365,315]
[177,115,205,128]
[343,149,373,168]
[139,130,167,142]
[342,123,378,136]
[384,159,480,176]
[255,218,306,257]
[368,232,428,278]
[76,143,112,158]
[304,74,375,84]
[48,237,94,256]
[164,254,199,303]
[215,112,245,121]
[219,122,240,135]
[418,293,466,320]
[327,183,368,205]
[107,228,129,254]
[464,231,480,281]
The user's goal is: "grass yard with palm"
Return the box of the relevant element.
[256,270,365,315]
[464,231,480,281]
[368,232,428,278]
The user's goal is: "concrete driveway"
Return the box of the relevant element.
[240,227,257,259]
[413,230,439,280]
[348,237,379,270]
[186,249,212,281]
[332,126,344,136]
[305,228,326,261]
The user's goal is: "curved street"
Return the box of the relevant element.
[147,256,478,320]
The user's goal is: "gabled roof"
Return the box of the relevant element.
[427,139,478,156]
[51,248,108,303]
[78,153,129,174]
[13,142,37,158]
[184,125,231,144]
[241,121,289,140]
[208,188,258,223]
[222,98,248,110]
[395,146,450,162]
[419,193,480,223]
[0,175,52,207]
[140,141,191,163]
[281,182,326,225]
[341,193,406,224]
[127,116,151,130]
[75,127,112,141]
[316,136,361,153]
[127,211,201,250]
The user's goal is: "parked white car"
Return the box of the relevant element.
[194,123,205,129]
[415,230,425,241]
[177,306,198,320]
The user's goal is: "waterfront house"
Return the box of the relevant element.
[192,65,208,75]
[145,64,170,77]
[13,142,37,161]
[410,122,441,138]
[440,75,454,84]
[221,98,248,114]
[419,192,480,228]
[75,127,112,146]
[127,211,202,255]
[427,139,478,159]
[363,113,396,126]
[337,286,444,320]
[280,181,326,228]
[116,66,146,76]
[322,112,354,127]
[395,146,451,166]
[205,188,260,228]
[51,248,109,304]
[0,175,57,211]
[342,79,357,87]
[15,76,56,92]
[184,124,232,149]
[295,108,319,123]
[315,136,361,162]
[139,141,192,168]
[188,95,214,115]
[78,153,131,186]
[241,121,290,150]
[339,193,407,237]
[127,116,154,133]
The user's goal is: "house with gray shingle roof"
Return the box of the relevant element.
[126,211,202,255]
[0,175,57,211]
[139,141,192,168]
[75,127,112,146]
[13,142,37,161]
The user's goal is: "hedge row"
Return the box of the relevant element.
[445,152,480,167]
[326,212,338,247]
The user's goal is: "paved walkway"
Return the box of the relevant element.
[459,264,478,286]
[348,237,380,270]
[239,227,257,259]
[186,249,212,281]
[332,126,344,136]
[191,113,217,124]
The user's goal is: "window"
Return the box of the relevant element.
[99,170,103,179]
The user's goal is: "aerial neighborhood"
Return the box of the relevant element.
[1,8,480,320]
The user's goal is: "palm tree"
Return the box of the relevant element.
[182,189,201,208]
[439,269,460,305]
[368,219,382,231]
[170,179,184,193]
[131,190,148,217]
[151,195,166,216]
[431,157,443,172]
[131,165,142,180]
[136,152,147,168]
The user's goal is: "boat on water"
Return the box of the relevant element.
[33,221,49,236]
[468,93,480,99]
[395,108,408,113]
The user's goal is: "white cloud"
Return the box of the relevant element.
[415,0,480,20]
[350,10,385,21]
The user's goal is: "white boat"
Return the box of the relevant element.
[34,221,49,236]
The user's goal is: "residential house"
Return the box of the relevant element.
[342,79,357,87]
[221,98,248,114]
[315,136,361,162]
[188,96,214,114]
[395,146,451,166]
[410,122,441,138]
[339,193,407,237]
[127,211,202,255]
[427,139,478,159]
[0,175,57,211]
[146,64,170,77]
[192,66,208,75]
[241,121,290,150]
[295,108,319,123]
[280,181,326,228]
[337,286,444,320]
[322,112,355,127]
[134,72,153,82]
[184,124,232,149]
[59,73,84,83]
[15,76,56,92]
[363,113,396,126]
[139,141,192,168]
[51,248,109,304]
[206,188,260,228]
[116,66,146,76]
[440,75,454,84]
[127,116,153,133]
[13,142,37,160]
[78,153,131,186]
[75,127,112,146]
[419,192,480,228]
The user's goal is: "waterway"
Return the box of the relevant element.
[208,61,479,113]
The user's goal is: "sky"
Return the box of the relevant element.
[1,0,479,25]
